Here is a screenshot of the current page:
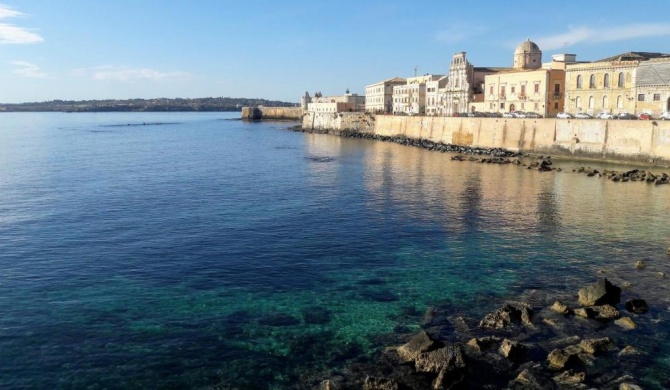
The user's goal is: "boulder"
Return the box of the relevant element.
[634,260,646,269]
[553,370,586,386]
[364,376,398,390]
[618,345,639,356]
[510,363,557,389]
[500,339,526,361]
[577,278,621,306]
[547,348,580,369]
[625,299,648,314]
[592,304,620,320]
[550,301,569,314]
[573,307,596,319]
[614,317,637,330]
[619,384,643,390]
[397,331,441,363]
[580,337,618,355]
[479,303,533,330]
[465,336,501,354]
[414,345,466,374]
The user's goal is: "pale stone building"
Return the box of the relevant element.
[635,57,670,116]
[438,52,500,116]
[564,52,668,116]
[365,77,406,114]
[425,76,448,116]
[392,74,443,115]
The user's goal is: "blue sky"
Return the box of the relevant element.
[1,0,670,104]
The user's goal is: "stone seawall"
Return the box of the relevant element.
[302,113,670,165]
[241,106,303,121]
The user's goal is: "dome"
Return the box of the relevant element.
[514,39,541,55]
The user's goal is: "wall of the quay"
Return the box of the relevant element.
[241,106,303,120]
[305,112,670,164]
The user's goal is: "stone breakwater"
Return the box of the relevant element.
[305,278,656,390]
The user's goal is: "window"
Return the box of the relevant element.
[554,102,559,109]
[589,96,594,108]
[618,73,624,87]
[654,93,661,101]
[534,102,539,110]
[554,84,560,96]
[511,86,515,94]
[617,95,623,108]
[576,75,582,89]
[637,94,645,101]
[521,85,526,96]
[501,86,506,96]
[490,85,494,95]
[534,84,539,93]
[500,103,505,109]
[604,74,610,88]
[603,95,608,108]
[589,74,595,88]
[576,96,581,109]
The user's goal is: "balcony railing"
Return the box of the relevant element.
[500,95,506,100]
[519,94,526,100]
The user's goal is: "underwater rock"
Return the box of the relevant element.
[256,313,300,327]
[577,278,621,306]
[302,306,333,325]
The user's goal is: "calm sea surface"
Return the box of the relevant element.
[0,112,669,389]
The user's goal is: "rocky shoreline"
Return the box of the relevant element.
[289,127,670,186]
[302,278,657,389]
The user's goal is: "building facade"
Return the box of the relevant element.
[564,52,669,116]
[635,57,670,116]
[392,74,442,115]
[305,89,365,113]
[365,77,406,114]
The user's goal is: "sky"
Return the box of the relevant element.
[1,0,670,104]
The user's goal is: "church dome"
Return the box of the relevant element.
[514,39,541,55]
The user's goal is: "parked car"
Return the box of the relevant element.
[596,112,614,120]
[556,112,574,119]
[575,112,593,119]
[486,112,503,118]
[638,113,653,120]
[512,111,527,118]
[660,112,670,120]
[502,112,514,118]
[525,112,543,118]
[617,112,638,120]
[467,111,487,117]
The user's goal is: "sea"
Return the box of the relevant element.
[0,112,668,389]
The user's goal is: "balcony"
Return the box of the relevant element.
[518,94,526,100]
[553,92,563,99]
[500,95,506,100]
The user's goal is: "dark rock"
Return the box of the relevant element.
[580,337,618,355]
[397,331,441,363]
[500,339,526,361]
[364,376,398,390]
[257,313,300,327]
[303,306,332,325]
[547,348,581,369]
[577,278,621,306]
[465,336,501,354]
[509,363,557,389]
[573,307,597,319]
[591,304,620,320]
[625,299,648,314]
[634,260,646,269]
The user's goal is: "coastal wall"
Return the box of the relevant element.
[302,113,670,163]
[241,106,303,120]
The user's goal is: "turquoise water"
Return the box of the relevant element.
[0,112,668,389]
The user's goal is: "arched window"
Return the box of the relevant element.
[576,75,583,89]
[604,74,610,88]
[576,96,581,109]
[618,73,624,87]
[617,95,623,108]
[589,74,596,88]
[589,96,594,108]
[603,95,609,108]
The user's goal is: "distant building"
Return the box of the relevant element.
[564,51,670,115]
[305,89,365,113]
[365,77,406,114]
[425,76,448,116]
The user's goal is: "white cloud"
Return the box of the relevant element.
[436,24,487,43]
[536,24,670,50]
[11,60,47,78]
[73,66,193,82]
[0,4,43,44]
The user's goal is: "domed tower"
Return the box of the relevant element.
[513,39,542,70]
